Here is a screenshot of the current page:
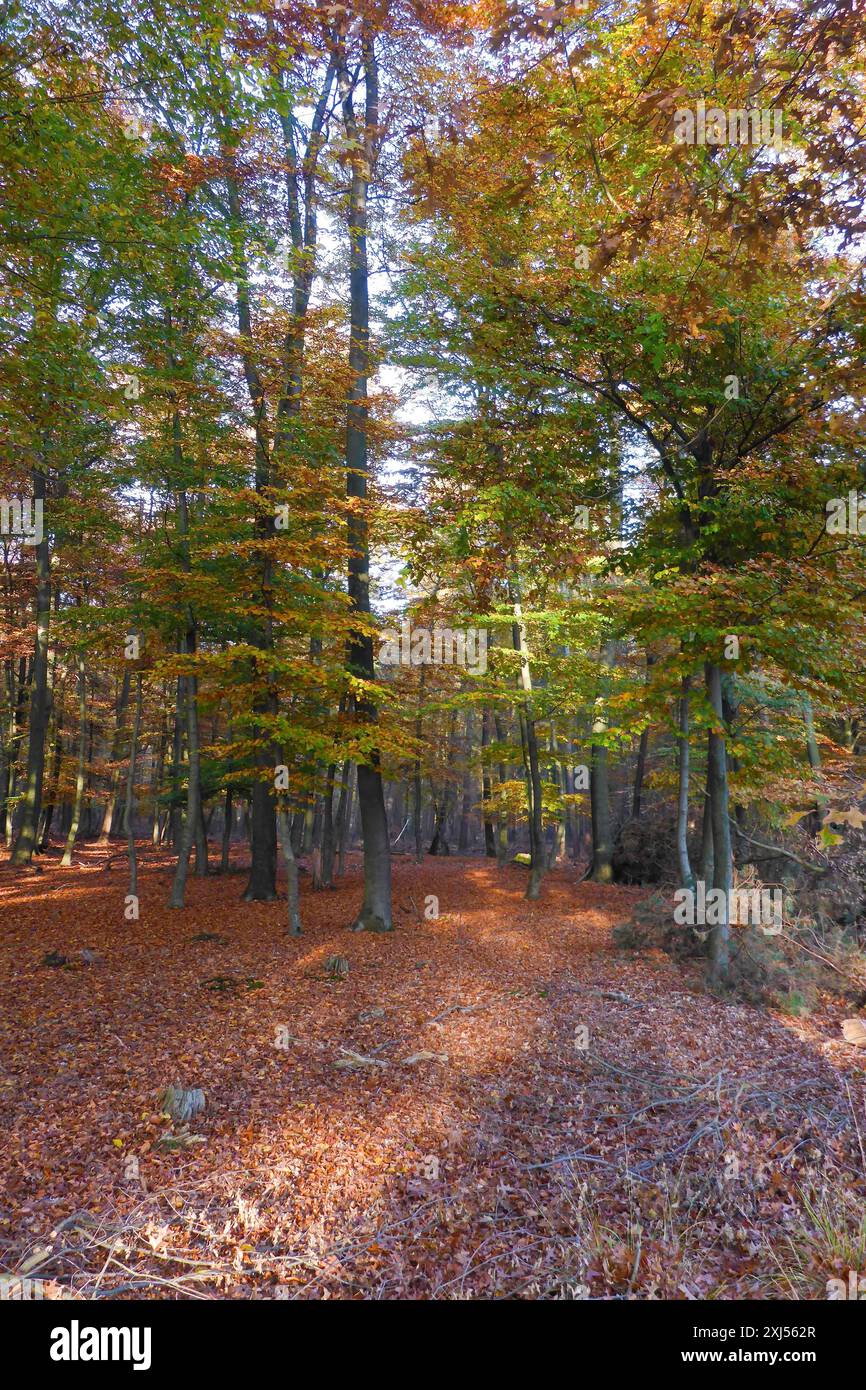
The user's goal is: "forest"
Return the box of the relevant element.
[1,0,866,1322]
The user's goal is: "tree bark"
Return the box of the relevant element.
[11,468,51,865]
[632,728,649,819]
[480,708,496,857]
[676,674,695,891]
[319,763,337,887]
[335,760,353,876]
[97,667,131,845]
[61,651,87,867]
[125,671,143,904]
[803,695,821,769]
[169,486,202,909]
[589,641,615,884]
[220,784,233,872]
[337,28,391,931]
[705,662,732,987]
[511,596,544,898]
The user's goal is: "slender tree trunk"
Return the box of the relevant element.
[705,662,732,987]
[632,728,649,818]
[428,797,449,855]
[125,672,142,903]
[511,597,544,899]
[493,712,509,866]
[337,31,391,931]
[151,705,167,846]
[481,708,497,857]
[412,665,425,863]
[676,674,695,891]
[590,744,613,883]
[169,635,200,909]
[548,728,567,869]
[61,652,87,867]
[39,708,62,850]
[804,696,821,769]
[631,651,655,818]
[275,741,302,935]
[319,763,337,887]
[172,464,207,892]
[168,668,183,848]
[302,795,316,856]
[700,742,715,888]
[276,807,302,935]
[11,469,51,866]
[222,161,278,903]
[220,784,233,872]
[457,710,474,852]
[336,760,353,877]
[98,667,131,845]
[589,639,616,883]
[194,788,208,877]
[3,656,28,846]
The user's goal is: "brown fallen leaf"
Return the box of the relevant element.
[841,1018,866,1047]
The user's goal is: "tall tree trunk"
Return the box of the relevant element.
[590,745,612,883]
[413,664,426,863]
[428,796,449,855]
[169,486,202,909]
[97,667,131,845]
[457,710,474,852]
[589,641,615,884]
[125,672,143,904]
[169,634,200,909]
[700,741,715,888]
[276,806,302,935]
[150,704,167,846]
[803,695,821,769]
[194,788,208,877]
[11,469,50,865]
[61,652,87,867]
[632,728,649,819]
[511,596,544,898]
[1,656,28,845]
[631,651,655,818]
[480,708,496,857]
[337,30,391,931]
[39,707,62,850]
[705,663,732,987]
[223,158,278,903]
[168,667,183,848]
[319,763,337,887]
[336,760,353,877]
[676,674,695,891]
[493,712,509,866]
[275,744,302,935]
[220,784,233,872]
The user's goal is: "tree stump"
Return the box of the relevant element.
[158,1084,206,1125]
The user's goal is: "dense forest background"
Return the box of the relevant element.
[2,0,866,1303]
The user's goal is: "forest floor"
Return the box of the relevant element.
[1,847,865,1300]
